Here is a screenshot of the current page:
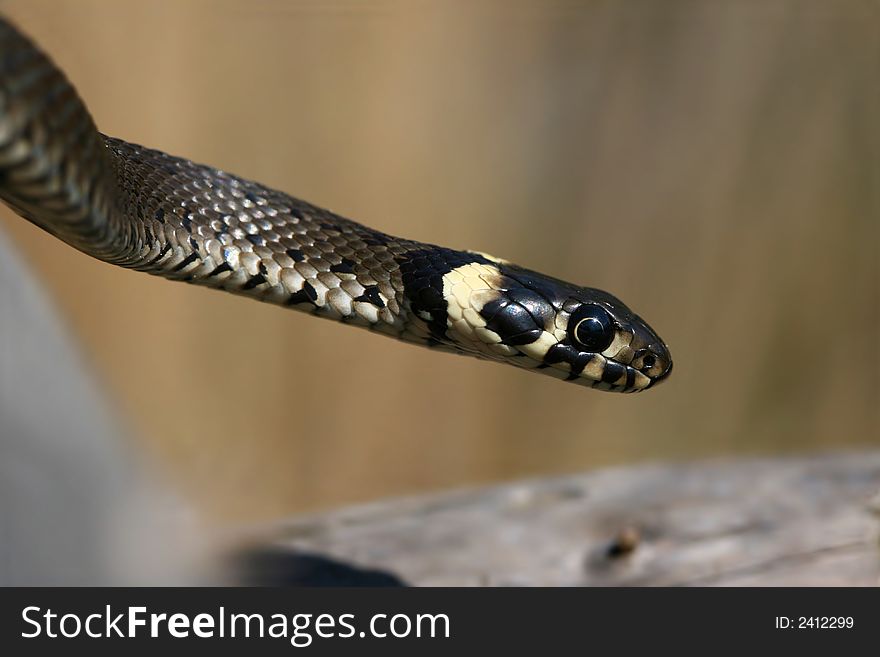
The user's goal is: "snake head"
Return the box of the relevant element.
[438,258,672,392]
[540,287,673,392]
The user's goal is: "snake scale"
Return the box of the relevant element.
[0,17,671,393]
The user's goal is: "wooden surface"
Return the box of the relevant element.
[247,451,880,586]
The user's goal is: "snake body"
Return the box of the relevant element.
[0,18,671,393]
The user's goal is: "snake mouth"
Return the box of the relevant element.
[532,354,653,393]
[556,349,672,393]
[601,361,654,393]
[595,358,672,393]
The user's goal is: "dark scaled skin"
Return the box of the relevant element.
[0,17,672,393]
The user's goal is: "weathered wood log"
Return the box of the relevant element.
[248,451,880,586]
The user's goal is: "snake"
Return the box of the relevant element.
[0,17,671,393]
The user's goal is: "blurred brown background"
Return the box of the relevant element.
[0,0,876,524]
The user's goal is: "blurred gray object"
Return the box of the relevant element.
[0,226,200,585]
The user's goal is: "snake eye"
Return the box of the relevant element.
[570,304,614,352]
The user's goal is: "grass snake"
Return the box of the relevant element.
[0,17,671,393]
